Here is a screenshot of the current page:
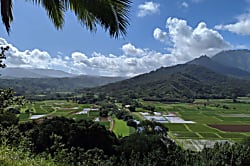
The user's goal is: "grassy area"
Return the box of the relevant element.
[20,100,134,138]
[0,143,57,166]
[164,123,189,132]
[141,99,250,144]
[20,100,98,122]
[112,118,131,137]
[18,99,250,146]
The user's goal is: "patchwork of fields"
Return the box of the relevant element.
[19,100,134,136]
[139,98,250,150]
[19,98,250,151]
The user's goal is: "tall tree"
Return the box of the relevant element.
[1,0,131,38]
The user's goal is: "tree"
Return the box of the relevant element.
[1,0,131,38]
[0,46,9,68]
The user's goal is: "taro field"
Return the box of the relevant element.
[19,100,106,125]
[18,100,134,136]
[140,98,250,151]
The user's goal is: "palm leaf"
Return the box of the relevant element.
[28,0,131,38]
[27,0,65,29]
[1,0,13,33]
[68,0,131,38]
[1,0,131,38]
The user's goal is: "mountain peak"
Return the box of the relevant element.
[212,49,250,73]
[187,54,250,79]
[0,67,77,78]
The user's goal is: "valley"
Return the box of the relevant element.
[18,97,250,151]
[1,50,250,165]
[1,1,250,164]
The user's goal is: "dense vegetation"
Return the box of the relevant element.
[1,48,250,165]
[0,76,124,99]
[1,89,250,165]
[86,64,250,102]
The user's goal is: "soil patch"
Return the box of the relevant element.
[58,107,79,110]
[209,124,250,132]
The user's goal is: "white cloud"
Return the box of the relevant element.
[163,17,231,62]
[0,17,232,77]
[215,12,250,35]
[137,1,160,17]
[181,2,189,8]
[71,45,177,76]
[0,38,177,76]
[153,28,168,42]
[0,38,72,72]
[121,43,144,56]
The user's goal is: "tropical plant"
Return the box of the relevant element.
[1,0,131,38]
[0,46,9,68]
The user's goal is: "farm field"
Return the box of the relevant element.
[18,98,250,151]
[20,100,93,122]
[112,118,135,137]
[140,98,250,150]
[19,100,133,137]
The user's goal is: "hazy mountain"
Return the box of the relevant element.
[212,49,250,73]
[89,64,250,101]
[187,55,250,79]
[0,68,76,78]
[0,75,126,96]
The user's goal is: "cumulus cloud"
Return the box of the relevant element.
[0,38,72,72]
[0,17,232,77]
[137,1,160,17]
[161,17,231,62]
[121,43,144,56]
[71,45,177,76]
[153,28,168,42]
[181,2,189,8]
[215,12,250,35]
[0,38,177,76]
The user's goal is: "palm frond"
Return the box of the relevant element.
[1,0,13,33]
[68,0,131,38]
[3,0,131,38]
[27,0,65,29]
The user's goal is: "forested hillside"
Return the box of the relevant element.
[87,64,250,101]
[0,76,125,97]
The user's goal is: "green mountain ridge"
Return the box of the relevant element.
[0,75,125,97]
[88,64,250,101]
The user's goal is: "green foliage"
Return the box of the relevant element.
[0,114,250,165]
[0,76,124,100]
[0,88,25,127]
[197,142,250,165]
[0,143,57,166]
[0,89,25,112]
[25,117,118,155]
[0,111,18,128]
[89,64,250,101]
[0,46,9,68]
[113,118,131,137]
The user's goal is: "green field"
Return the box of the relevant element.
[141,99,250,150]
[18,99,250,151]
[19,100,134,137]
[112,118,135,137]
[20,100,95,122]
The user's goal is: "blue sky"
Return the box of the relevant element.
[0,0,250,76]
